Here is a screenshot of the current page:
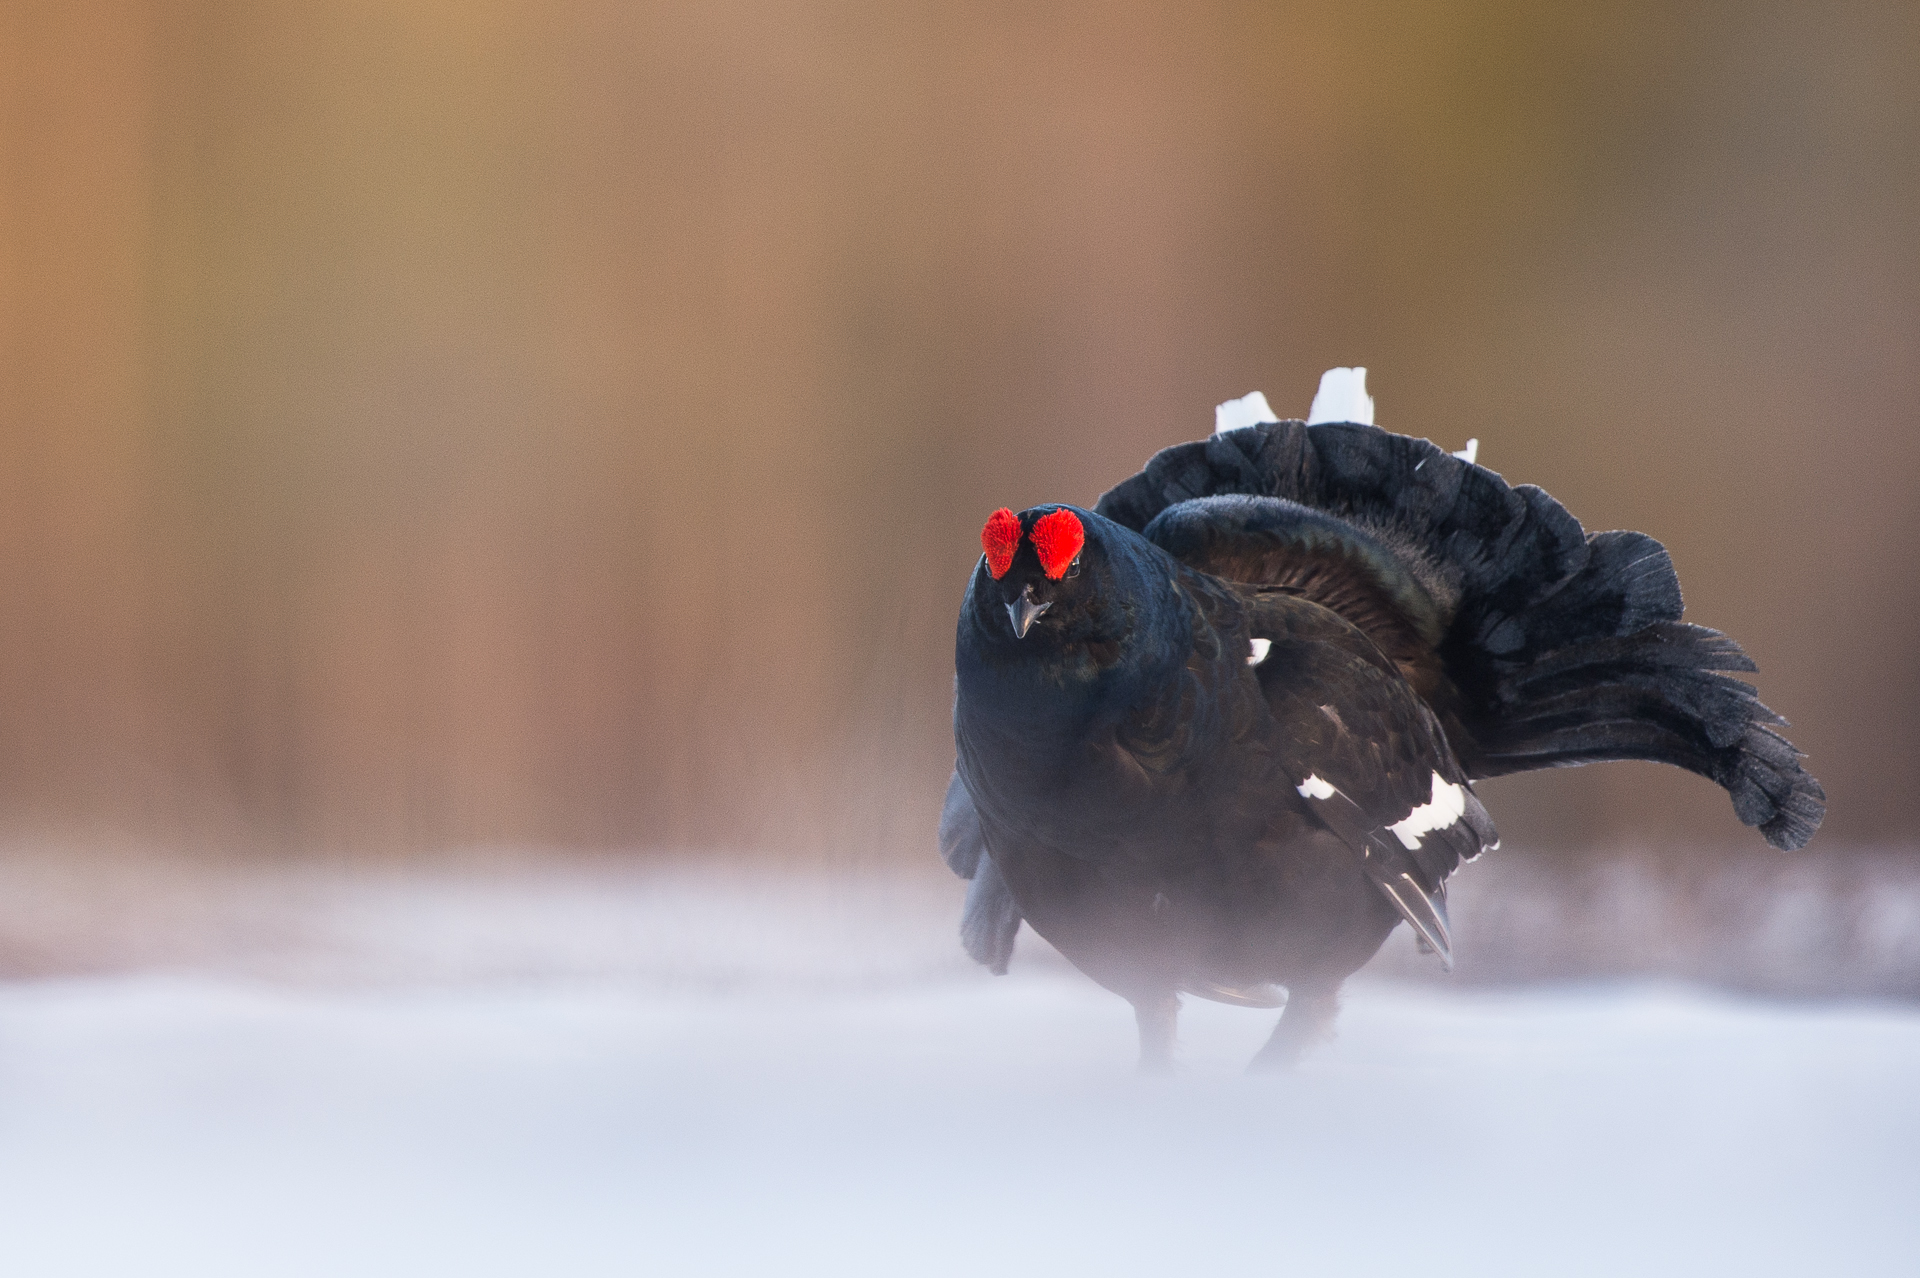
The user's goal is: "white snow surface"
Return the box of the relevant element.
[1,854,1917,1276]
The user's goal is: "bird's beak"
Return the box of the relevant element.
[1006,584,1051,638]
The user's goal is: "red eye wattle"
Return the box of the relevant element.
[1031,509,1085,580]
[981,508,1020,579]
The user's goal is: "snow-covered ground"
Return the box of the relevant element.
[1,852,1917,1276]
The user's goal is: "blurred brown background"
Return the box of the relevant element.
[1,0,1914,864]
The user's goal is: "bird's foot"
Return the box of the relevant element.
[1247,985,1340,1073]
[1132,993,1180,1076]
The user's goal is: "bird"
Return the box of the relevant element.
[940,369,1825,1071]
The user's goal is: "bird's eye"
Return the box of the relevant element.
[1065,557,1082,579]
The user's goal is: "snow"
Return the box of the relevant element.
[3,973,1916,1277]
[1,855,1918,1276]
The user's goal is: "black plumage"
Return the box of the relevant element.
[944,417,1824,1070]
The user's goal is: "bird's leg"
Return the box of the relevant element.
[1132,993,1181,1075]
[1247,983,1340,1072]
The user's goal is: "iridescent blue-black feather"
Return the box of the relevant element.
[1096,421,1824,850]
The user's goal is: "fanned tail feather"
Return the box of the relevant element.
[1096,420,1826,849]
[1467,621,1825,850]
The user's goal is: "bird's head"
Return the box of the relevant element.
[979,505,1085,640]
[969,504,1146,647]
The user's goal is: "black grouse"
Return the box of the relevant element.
[940,384,1825,1071]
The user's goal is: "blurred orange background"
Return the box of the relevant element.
[1,0,1914,862]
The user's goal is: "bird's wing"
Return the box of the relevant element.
[1135,491,1451,717]
[1247,594,1497,968]
[938,769,987,878]
[938,769,1022,973]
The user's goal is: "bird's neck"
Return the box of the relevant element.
[955,586,1196,762]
